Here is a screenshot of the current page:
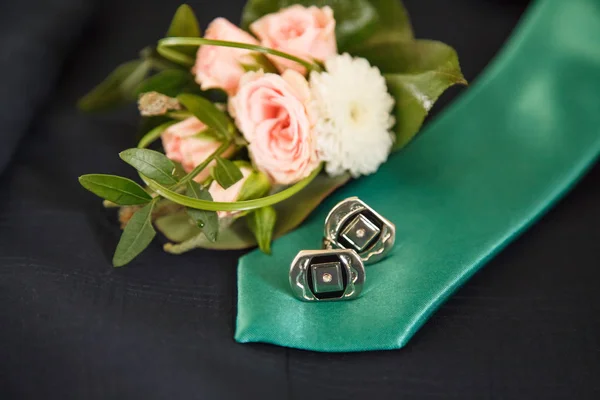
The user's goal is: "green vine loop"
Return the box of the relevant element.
[142,165,322,212]
[137,124,323,212]
[157,37,321,72]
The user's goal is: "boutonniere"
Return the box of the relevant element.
[78,1,466,267]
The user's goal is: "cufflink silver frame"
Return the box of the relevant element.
[323,197,395,265]
[289,249,365,301]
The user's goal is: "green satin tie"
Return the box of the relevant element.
[235,0,600,352]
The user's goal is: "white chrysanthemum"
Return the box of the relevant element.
[309,53,395,177]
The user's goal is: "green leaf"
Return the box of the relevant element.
[155,212,201,243]
[241,0,379,50]
[158,215,255,253]
[351,38,462,75]
[136,69,200,97]
[177,94,233,137]
[185,181,219,242]
[155,172,350,251]
[79,174,152,205]
[167,4,201,37]
[237,170,271,201]
[78,60,151,111]
[379,40,467,149]
[119,149,178,186]
[113,201,157,267]
[247,206,277,254]
[370,0,412,35]
[121,60,151,94]
[345,0,413,54]
[212,157,243,189]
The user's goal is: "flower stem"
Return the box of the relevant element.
[138,121,177,149]
[176,140,231,188]
[157,37,321,72]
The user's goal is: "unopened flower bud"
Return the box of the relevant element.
[138,92,181,116]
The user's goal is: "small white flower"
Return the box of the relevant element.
[309,53,395,177]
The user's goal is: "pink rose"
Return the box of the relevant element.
[250,5,337,74]
[161,117,233,183]
[193,18,260,95]
[229,70,320,185]
[208,166,252,218]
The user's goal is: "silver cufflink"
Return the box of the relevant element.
[323,197,395,265]
[289,249,365,301]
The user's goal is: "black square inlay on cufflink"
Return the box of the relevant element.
[290,249,366,301]
[340,214,381,252]
[310,262,344,294]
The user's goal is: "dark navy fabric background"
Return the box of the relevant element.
[1,0,599,398]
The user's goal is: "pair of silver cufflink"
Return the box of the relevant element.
[289,197,395,302]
